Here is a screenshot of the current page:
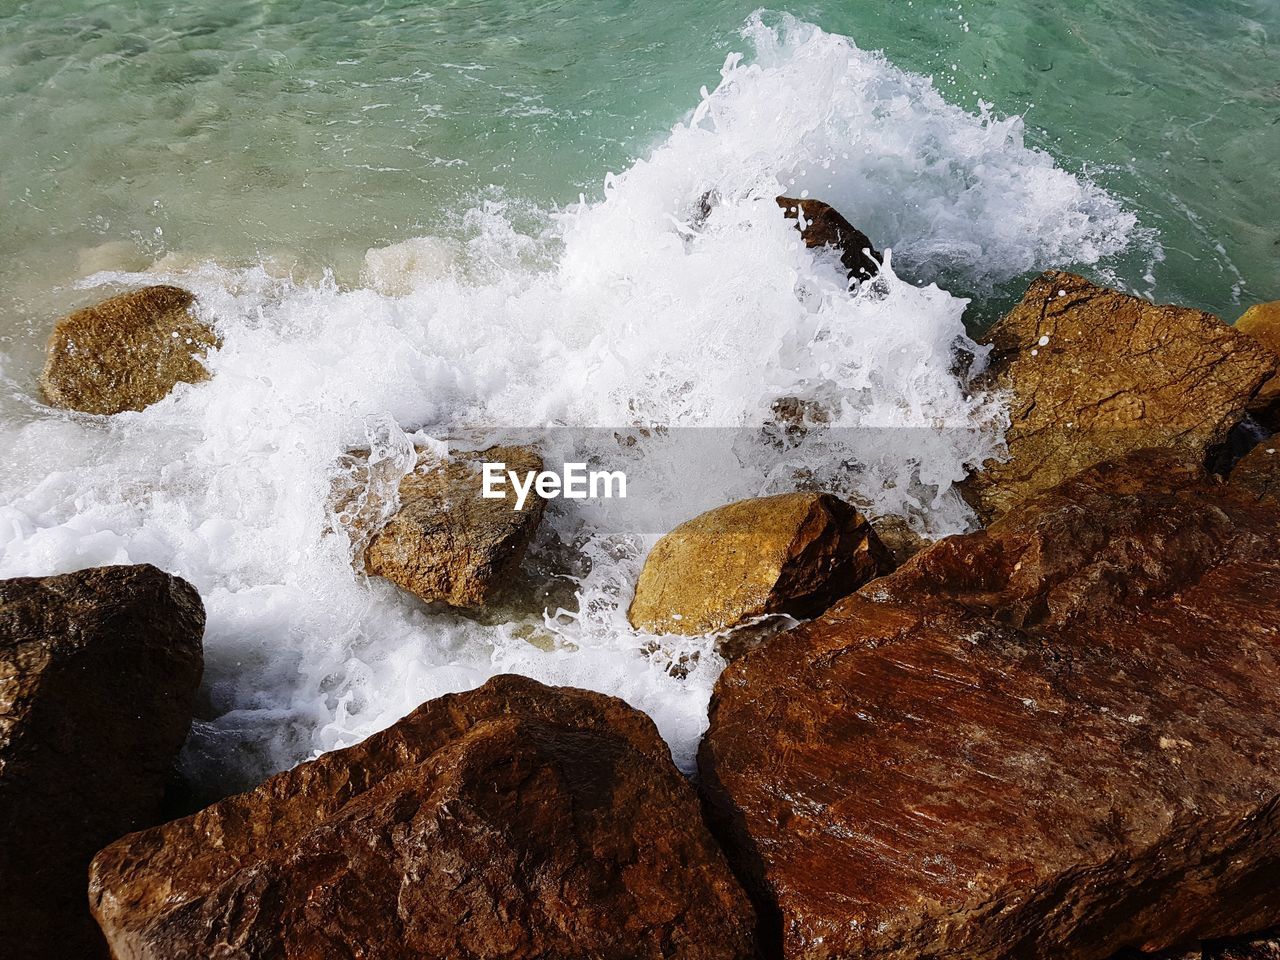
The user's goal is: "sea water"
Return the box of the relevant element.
[0,2,1275,794]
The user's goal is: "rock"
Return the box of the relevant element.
[868,514,931,568]
[1,565,205,960]
[39,285,218,415]
[364,445,546,608]
[1236,301,1280,428]
[964,272,1277,521]
[776,196,881,282]
[628,492,889,636]
[700,449,1280,960]
[1230,440,1280,502]
[89,675,758,960]
[1114,927,1280,960]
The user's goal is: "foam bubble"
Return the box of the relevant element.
[0,16,1135,791]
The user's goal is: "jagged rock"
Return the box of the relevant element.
[0,565,205,960]
[776,196,881,282]
[364,445,546,608]
[1231,440,1279,502]
[1237,301,1280,428]
[964,272,1276,521]
[90,675,758,960]
[39,286,218,415]
[628,492,888,636]
[700,450,1280,960]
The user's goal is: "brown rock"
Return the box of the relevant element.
[868,514,931,568]
[364,445,546,608]
[964,272,1277,521]
[1,565,205,960]
[776,197,881,282]
[1230,440,1280,502]
[700,449,1280,960]
[628,492,888,636]
[39,286,218,415]
[89,675,758,960]
[1237,301,1280,428]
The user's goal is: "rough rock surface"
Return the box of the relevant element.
[1231,440,1279,502]
[700,450,1280,960]
[39,286,218,415]
[90,675,757,960]
[628,492,888,636]
[0,565,205,960]
[776,196,881,282]
[364,445,546,608]
[965,272,1276,520]
[1237,301,1280,428]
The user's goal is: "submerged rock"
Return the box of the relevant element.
[39,285,218,415]
[364,445,546,608]
[0,565,205,960]
[964,272,1276,521]
[700,449,1280,960]
[90,675,758,960]
[628,492,888,637]
[776,196,881,282]
[1236,300,1280,428]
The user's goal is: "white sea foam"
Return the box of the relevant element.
[0,15,1136,790]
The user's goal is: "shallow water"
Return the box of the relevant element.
[0,1,1276,793]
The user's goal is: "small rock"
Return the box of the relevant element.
[1230,440,1280,502]
[364,445,546,608]
[776,196,881,282]
[1,564,205,960]
[701,450,1280,959]
[964,272,1277,521]
[39,285,218,415]
[1236,301,1280,429]
[89,675,758,960]
[868,514,931,568]
[628,492,888,636]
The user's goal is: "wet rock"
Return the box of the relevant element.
[964,272,1276,521]
[364,445,546,609]
[700,450,1280,960]
[1236,301,1280,428]
[1,565,205,960]
[868,514,931,568]
[90,675,758,960]
[628,492,888,636]
[776,196,881,282]
[1230,440,1279,502]
[39,285,218,415]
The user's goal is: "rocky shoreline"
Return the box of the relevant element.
[4,198,1280,958]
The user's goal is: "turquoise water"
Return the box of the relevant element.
[1,1,1277,788]
[2,0,1277,341]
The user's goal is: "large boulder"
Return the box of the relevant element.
[0,565,205,960]
[776,196,881,282]
[1236,300,1280,428]
[700,449,1280,960]
[363,445,546,608]
[964,272,1276,521]
[90,675,758,960]
[628,492,888,637]
[39,286,218,415]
